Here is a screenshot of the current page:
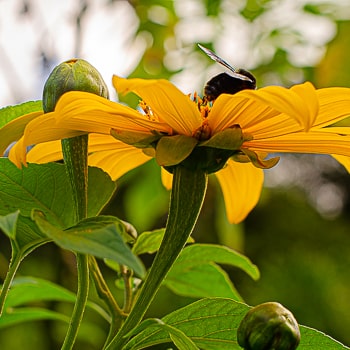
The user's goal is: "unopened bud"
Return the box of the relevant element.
[237,302,300,350]
[43,58,109,112]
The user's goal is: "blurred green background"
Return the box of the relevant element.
[1,0,350,348]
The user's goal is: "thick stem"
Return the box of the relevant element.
[105,166,208,349]
[61,136,88,222]
[61,135,89,350]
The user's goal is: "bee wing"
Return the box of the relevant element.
[198,44,253,83]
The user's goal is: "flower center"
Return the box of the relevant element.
[192,93,212,141]
[193,120,211,141]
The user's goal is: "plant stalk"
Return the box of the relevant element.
[0,253,21,315]
[105,165,208,349]
[61,135,90,350]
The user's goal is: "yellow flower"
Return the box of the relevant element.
[2,77,350,223]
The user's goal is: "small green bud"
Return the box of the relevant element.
[237,302,300,350]
[43,58,109,112]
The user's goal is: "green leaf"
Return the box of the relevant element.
[32,210,145,277]
[2,276,110,322]
[127,318,199,349]
[172,244,259,279]
[156,135,198,166]
[0,212,48,257]
[0,211,20,239]
[0,100,42,128]
[0,307,70,329]
[165,262,242,300]
[132,229,166,255]
[0,102,43,155]
[14,214,50,253]
[124,298,350,350]
[87,167,117,217]
[299,326,350,349]
[4,276,76,308]
[75,215,138,243]
[132,229,194,256]
[124,298,248,350]
[0,159,116,229]
[161,322,199,350]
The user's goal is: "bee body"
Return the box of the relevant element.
[199,44,256,100]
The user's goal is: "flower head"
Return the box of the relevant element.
[2,76,350,223]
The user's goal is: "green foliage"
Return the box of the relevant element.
[124,298,247,350]
[0,211,20,240]
[4,276,77,307]
[300,326,350,349]
[0,159,115,229]
[0,276,109,329]
[124,298,349,350]
[132,228,194,255]
[1,1,350,348]
[0,100,42,128]
[164,244,259,300]
[32,211,145,277]
[0,307,70,329]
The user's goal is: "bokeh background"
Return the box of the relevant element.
[1,0,350,349]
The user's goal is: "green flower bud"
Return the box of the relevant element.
[237,302,301,350]
[43,58,109,112]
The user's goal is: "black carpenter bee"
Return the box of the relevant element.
[198,44,256,101]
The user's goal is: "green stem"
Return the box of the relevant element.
[61,253,89,350]
[61,135,90,350]
[105,166,208,350]
[88,256,126,347]
[0,240,50,316]
[121,265,133,314]
[89,256,124,317]
[61,136,88,222]
[0,253,21,315]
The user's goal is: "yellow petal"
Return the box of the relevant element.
[161,168,173,190]
[27,133,151,181]
[54,91,171,134]
[14,90,171,167]
[27,140,63,163]
[26,133,120,164]
[244,129,350,157]
[213,82,318,132]
[88,134,152,180]
[88,147,151,181]
[113,76,202,135]
[290,82,319,129]
[215,159,264,224]
[0,111,43,155]
[8,137,28,167]
[209,94,301,139]
[313,87,350,128]
[7,112,84,166]
[332,154,350,172]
